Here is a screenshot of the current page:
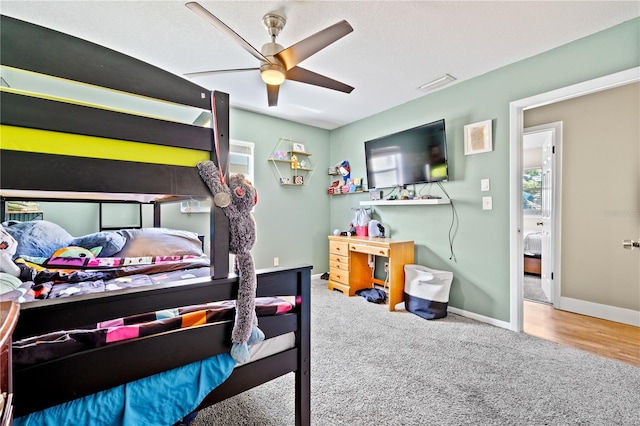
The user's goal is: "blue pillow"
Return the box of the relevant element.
[70,231,126,257]
[2,220,127,259]
[2,220,73,259]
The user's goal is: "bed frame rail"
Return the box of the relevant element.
[13,314,297,416]
[14,265,309,340]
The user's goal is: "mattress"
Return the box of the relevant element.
[246,332,296,364]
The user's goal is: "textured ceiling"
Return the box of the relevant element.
[2,1,639,129]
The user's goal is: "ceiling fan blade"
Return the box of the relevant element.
[267,84,279,107]
[185,2,271,64]
[286,66,354,93]
[184,67,259,78]
[276,20,353,70]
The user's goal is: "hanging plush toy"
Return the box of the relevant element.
[197,160,264,363]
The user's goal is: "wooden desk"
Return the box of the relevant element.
[327,236,414,311]
[0,301,19,426]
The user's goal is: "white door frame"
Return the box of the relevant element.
[508,66,640,331]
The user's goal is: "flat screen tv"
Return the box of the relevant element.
[364,119,448,189]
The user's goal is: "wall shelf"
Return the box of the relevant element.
[360,198,450,206]
[268,138,315,186]
[329,191,367,196]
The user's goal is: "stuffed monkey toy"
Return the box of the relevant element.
[197,161,264,363]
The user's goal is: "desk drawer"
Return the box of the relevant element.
[329,252,349,264]
[330,240,349,256]
[350,243,389,257]
[329,268,349,285]
[330,260,349,271]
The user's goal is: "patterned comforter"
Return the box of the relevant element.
[13,296,293,367]
[2,254,210,302]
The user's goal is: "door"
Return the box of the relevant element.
[539,128,554,303]
[622,130,640,296]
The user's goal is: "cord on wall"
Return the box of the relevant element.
[437,181,458,262]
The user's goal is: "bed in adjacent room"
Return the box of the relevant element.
[523,231,542,275]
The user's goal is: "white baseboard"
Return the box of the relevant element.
[447,306,511,330]
[559,297,640,327]
[314,274,638,328]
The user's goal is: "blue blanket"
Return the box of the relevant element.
[14,352,235,426]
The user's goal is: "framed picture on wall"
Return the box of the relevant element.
[464,120,493,155]
[291,142,306,153]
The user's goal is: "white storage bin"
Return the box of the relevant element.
[404,264,453,319]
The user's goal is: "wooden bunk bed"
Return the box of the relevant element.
[0,15,310,425]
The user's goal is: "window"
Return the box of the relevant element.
[180,140,254,214]
[229,139,255,183]
[523,167,542,214]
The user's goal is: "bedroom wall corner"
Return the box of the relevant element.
[326,17,640,323]
[229,108,332,273]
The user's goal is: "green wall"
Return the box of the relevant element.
[229,108,331,272]
[326,18,640,321]
[223,18,638,321]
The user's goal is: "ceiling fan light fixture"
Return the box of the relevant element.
[260,63,286,85]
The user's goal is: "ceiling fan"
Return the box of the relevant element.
[184,2,354,107]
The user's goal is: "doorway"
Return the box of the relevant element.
[522,124,561,306]
[509,67,640,332]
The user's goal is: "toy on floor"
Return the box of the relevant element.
[197,160,264,363]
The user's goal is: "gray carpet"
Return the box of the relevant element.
[524,275,550,304]
[192,276,639,425]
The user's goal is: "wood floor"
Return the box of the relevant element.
[523,300,640,367]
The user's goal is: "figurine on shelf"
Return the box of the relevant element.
[339,160,350,183]
[327,180,341,194]
[272,150,288,160]
[291,154,300,169]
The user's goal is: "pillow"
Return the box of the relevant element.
[114,228,204,258]
[2,220,127,259]
[2,220,73,259]
[70,231,126,257]
[0,272,23,295]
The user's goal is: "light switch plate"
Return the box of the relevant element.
[482,196,493,210]
[481,178,490,191]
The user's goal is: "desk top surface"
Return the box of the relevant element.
[328,235,414,245]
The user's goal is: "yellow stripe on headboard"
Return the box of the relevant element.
[0,125,210,166]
